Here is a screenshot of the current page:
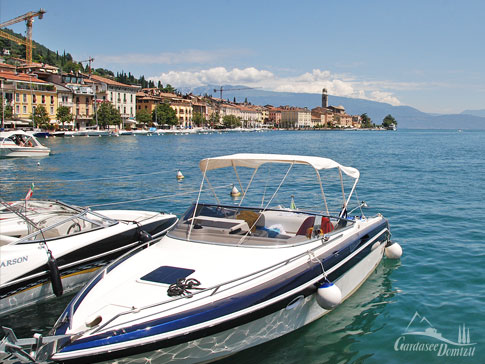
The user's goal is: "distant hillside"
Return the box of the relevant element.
[461,109,485,118]
[190,85,485,129]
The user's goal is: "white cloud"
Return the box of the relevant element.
[149,67,403,105]
[151,67,274,87]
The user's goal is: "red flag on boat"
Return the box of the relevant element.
[25,183,35,201]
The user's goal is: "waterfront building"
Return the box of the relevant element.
[136,91,161,113]
[54,83,74,128]
[280,107,311,128]
[0,62,16,73]
[90,74,139,125]
[261,106,269,124]
[16,61,60,76]
[328,105,353,128]
[1,71,58,127]
[267,105,282,127]
[170,98,193,128]
[66,77,95,130]
[190,95,211,122]
[352,115,362,128]
[311,113,321,127]
[37,72,94,130]
[219,103,241,123]
[312,105,359,128]
[238,104,262,128]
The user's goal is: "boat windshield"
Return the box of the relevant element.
[168,203,353,247]
[0,201,118,245]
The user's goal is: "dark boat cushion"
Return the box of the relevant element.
[140,266,195,285]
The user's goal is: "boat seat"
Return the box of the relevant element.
[320,217,334,234]
[235,210,263,232]
[295,216,316,237]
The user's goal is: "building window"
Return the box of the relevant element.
[123,106,126,114]
[76,108,80,116]
[23,105,27,113]
[130,106,133,115]
[50,106,54,114]
[42,95,46,104]
[23,94,27,102]
[130,94,133,102]
[86,107,89,116]
[110,92,113,101]
[86,97,89,104]
[16,105,20,114]
[76,96,80,104]
[16,93,20,102]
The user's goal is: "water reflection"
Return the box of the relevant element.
[218,262,399,364]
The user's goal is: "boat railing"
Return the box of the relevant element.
[6,201,119,244]
[89,230,345,334]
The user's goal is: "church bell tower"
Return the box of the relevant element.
[322,88,328,108]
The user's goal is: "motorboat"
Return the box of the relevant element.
[0,130,50,158]
[0,199,178,317]
[1,154,402,363]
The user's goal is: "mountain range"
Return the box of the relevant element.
[187,85,485,129]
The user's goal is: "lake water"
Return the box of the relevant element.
[1,129,484,363]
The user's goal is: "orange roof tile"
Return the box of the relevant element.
[90,74,139,88]
[0,71,47,83]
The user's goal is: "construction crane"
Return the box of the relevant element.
[0,9,46,65]
[0,29,35,53]
[79,57,95,74]
[213,86,259,100]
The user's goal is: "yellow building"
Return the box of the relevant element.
[170,99,193,128]
[2,71,58,125]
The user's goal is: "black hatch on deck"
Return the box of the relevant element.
[140,266,195,285]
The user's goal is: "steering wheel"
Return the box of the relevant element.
[67,222,81,234]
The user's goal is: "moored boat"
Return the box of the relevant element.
[0,199,178,317]
[1,154,402,363]
[0,130,50,158]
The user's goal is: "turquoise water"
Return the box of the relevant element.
[1,130,483,363]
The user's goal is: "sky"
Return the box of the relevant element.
[1,0,484,114]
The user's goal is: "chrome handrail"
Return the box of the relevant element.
[90,231,344,334]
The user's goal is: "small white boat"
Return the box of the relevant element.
[0,199,178,316]
[85,129,110,137]
[0,130,50,158]
[4,154,402,363]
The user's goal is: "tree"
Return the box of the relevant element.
[382,114,397,128]
[31,105,50,129]
[222,115,242,129]
[56,106,73,130]
[161,84,177,94]
[192,112,206,127]
[0,95,13,121]
[152,103,178,126]
[96,102,121,128]
[136,109,152,125]
[209,112,220,128]
[360,113,373,128]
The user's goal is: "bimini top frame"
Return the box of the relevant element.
[187,154,361,240]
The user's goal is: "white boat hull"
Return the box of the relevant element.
[52,240,386,364]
